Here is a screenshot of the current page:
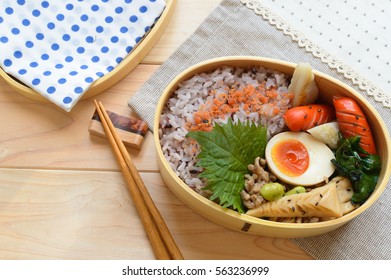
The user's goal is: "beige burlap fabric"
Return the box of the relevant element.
[129,0,391,259]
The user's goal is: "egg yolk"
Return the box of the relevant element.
[271,139,309,177]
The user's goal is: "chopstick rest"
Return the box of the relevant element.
[89,109,148,150]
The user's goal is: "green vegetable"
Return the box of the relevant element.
[187,119,267,213]
[260,183,285,201]
[331,135,381,204]
[284,186,306,196]
[361,154,381,172]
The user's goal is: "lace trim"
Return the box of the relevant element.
[241,0,391,108]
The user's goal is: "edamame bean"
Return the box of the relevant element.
[260,182,285,201]
[284,186,306,196]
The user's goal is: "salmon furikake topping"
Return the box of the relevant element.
[187,84,293,132]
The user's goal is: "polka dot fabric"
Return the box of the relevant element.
[0,0,166,111]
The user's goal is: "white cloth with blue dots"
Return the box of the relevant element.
[0,0,165,111]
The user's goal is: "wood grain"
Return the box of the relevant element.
[0,169,312,260]
[0,0,313,260]
[0,65,159,171]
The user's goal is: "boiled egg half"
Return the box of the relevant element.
[265,132,336,186]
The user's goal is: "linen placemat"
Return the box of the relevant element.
[128,0,391,259]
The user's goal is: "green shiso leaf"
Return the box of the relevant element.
[187,119,267,213]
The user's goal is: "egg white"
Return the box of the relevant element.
[265,132,336,186]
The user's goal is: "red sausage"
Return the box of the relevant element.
[283,104,335,132]
[333,96,377,154]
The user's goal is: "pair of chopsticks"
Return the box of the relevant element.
[93,100,183,260]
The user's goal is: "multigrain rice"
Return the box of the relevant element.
[159,66,293,195]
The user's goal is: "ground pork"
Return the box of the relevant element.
[241,157,277,209]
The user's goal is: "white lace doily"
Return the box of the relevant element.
[241,0,391,108]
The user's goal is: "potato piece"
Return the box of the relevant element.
[288,63,319,107]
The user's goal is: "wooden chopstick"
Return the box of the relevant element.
[93,100,184,260]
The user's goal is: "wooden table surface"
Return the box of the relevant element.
[0,0,313,260]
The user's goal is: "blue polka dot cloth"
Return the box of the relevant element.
[0,0,166,111]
